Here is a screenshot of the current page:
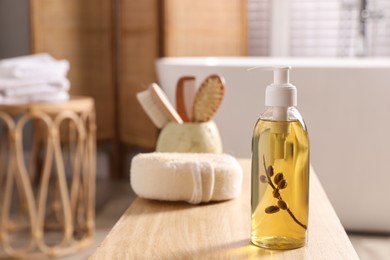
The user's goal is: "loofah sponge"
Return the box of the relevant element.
[130,153,243,204]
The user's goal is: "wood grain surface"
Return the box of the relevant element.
[90,159,359,259]
[30,0,115,141]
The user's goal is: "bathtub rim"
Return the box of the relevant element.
[156,56,390,69]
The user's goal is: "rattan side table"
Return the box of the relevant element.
[0,96,96,258]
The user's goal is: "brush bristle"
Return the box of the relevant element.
[137,90,169,128]
[192,75,224,122]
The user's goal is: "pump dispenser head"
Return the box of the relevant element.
[248,66,298,159]
[265,66,297,108]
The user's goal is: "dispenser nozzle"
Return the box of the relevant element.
[273,66,291,85]
[248,65,292,85]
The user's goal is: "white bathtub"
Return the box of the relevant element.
[156,57,390,233]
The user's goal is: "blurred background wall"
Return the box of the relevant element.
[0,0,30,58]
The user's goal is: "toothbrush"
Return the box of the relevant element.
[192,75,225,122]
[137,83,183,128]
[176,76,196,122]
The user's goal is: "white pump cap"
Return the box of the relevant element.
[265,66,297,107]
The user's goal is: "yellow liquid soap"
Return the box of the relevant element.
[251,119,309,250]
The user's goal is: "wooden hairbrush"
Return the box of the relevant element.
[192,75,225,122]
[176,76,196,122]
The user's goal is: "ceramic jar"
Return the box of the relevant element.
[156,121,223,153]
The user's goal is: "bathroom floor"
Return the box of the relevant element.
[349,234,390,260]
[59,178,136,260]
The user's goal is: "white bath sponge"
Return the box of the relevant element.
[130,153,243,204]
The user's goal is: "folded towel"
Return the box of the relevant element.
[0,53,69,79]
[0,54,71,104]
[0,78,70,96]
[0,76,69,89]
[0,53,52,67]
[0,91,69,104]
[130,152,243,204]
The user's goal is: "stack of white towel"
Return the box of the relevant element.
[0,53,70,104]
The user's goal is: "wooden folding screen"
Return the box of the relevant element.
[30,0,116,141]
[30,0,246,176]
[118,0,159,149]
[162,0,247,56]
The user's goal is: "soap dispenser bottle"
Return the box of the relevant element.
[251,67,310,250]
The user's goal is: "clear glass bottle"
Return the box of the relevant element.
[250,67,310,250]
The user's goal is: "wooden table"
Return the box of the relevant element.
[90,159,359,259]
